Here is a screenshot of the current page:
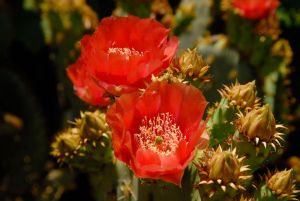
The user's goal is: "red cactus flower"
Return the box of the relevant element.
[67,15,178,106]
[106,82,208,185]
[232,0,279,20]
[67,60,110,106]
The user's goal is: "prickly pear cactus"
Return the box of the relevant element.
[195,146,252,200]
[51,110,112,172]
[256,169,300,201]
[14,0,299,201]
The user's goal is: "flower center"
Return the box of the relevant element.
[108,47,144,60]
[135,113,185,156]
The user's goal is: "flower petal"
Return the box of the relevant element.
[187,121,208,153]
[67,16,178,105]
[177,84,207,138]
[159,170,184,186]
[233,0,279,20]
[107,82,207,185]
[136,89,161,118]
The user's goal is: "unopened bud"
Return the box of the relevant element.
[255,13,281,40]
[288,156,300,182]
[240,195,256,201]
[173,49,209,80]
[267,169,294,195]
[237,104,276,142]
[196,147,251,193]
[271,39,293,65]
[220,81,259,109]
[51,128,81,157]
[76,110,111,140]
[220,0,232,12]
[208,147,240,183]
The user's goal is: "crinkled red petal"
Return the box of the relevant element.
[107,82,208,185]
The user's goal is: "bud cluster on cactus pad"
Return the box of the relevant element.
[75,110,111,142]
[219,81,260,110]
[151,49,211,84]
[51,128,81,160]
[51,110,112,170]
[258,169,300,201]
[168,49,209,81]
[240,195,257,201]
[44,13,300,201]
[201,79,299,200]
[195,146,252,199]
[170,48,210,81]
[236,104,286,150]
[209,80,287,157]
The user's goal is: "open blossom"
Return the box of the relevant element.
[232,0,279,20]
[106,82,208,185]
[67,15,178,106]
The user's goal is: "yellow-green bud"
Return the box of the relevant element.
[76,110,110,140]
[240,196,256,201]
[238,104,276,142]
[208,147,240,184]
[175,48,209,79]
[220,81,258,109]
[271,39,293,65]
[288,157,300,182]
[267,169,294,195]
[51,128,81,157]
[242,198,255,201]
[220,0,232,12]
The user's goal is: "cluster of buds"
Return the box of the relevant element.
[169,49,210,82]
[288,156,300,182]
[219,81,260,110]
[75,111,111,143]
[202,79,295,200]
[51,128,81,160]
[236,104,285,150]
[264,169,300,200]
[220,0,232,12]
[271,39,293,66]
[255,13,281,40]
[150,0,174,28]
[240,196,256,201]
[171,1,197,35]
[196,146,252,198]
[152,49,210,84]
[39,0,98,44]
[51,110,112,168]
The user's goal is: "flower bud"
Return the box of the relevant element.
[240,196,256,201]
[255,13,281,40]
[76,110,111,140]
[173,48,209,80]
[220,0,232,12]
[51,128,81,158]
[237,104,276,142]
[267,169,294,195]
[151,0,172,19]
[220,81,259,109]
[196,147,251,196]
[288,156,300,182]
[208,147,240,184]
[271,39,293,65]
